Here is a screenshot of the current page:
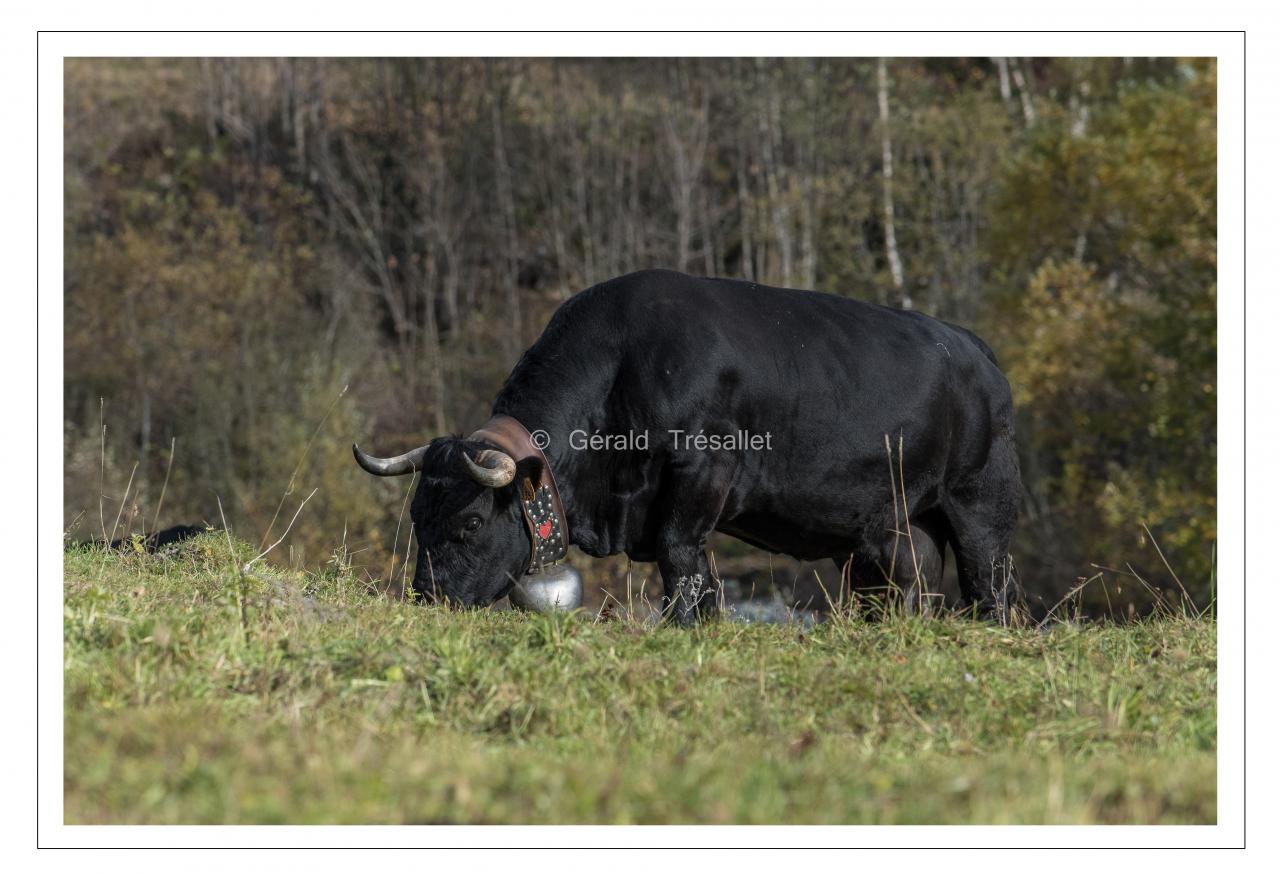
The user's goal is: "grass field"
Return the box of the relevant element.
[63,535,1216,825]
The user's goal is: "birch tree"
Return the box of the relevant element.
[1009,57,1038,125]
[876,58,908,308]
[490,67,522,364]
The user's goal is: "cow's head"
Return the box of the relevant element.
[353,438,535,606]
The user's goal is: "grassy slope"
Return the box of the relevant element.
[64,536,1216,825]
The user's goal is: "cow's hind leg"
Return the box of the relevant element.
[943,435,1021,623]
[835,516,946,616]
[891,514,947,615]
[653,457,736,626]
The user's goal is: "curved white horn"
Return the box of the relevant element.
[352,443,429,477]
[463,449,517,488]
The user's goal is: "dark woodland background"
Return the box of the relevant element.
[63,57,1217,612]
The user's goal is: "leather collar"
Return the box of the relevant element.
[468,415,570,575]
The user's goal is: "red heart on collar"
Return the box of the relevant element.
[537,520,553,540]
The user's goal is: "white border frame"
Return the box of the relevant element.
[32,28,1245,851]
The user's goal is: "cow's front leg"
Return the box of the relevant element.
[654,457,735,626]
[657,542,719,626]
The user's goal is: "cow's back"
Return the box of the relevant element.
[588,270,1006,442]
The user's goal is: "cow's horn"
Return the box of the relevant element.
[352,443,429,477]
[463,449,517,488]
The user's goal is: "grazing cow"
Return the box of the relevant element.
[354,270,1021,624]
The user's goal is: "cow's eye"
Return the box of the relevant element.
[463,515,483,533]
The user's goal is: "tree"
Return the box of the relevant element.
[989,60,1217,604]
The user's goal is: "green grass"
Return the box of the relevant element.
[64,535,1216,824]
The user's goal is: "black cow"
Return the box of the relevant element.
[109,524,205,553]
[354,270,1021,624]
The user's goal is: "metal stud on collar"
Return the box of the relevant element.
[522,483,567,572]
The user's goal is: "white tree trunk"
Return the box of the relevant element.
[491,88,521,363]
[992,57,1012,102]
[735,142,755,281]
[876,58,908,308]
[1071,79,1091,138]
[1010,58,1037,125]
[660,85,707,273]
[755,59,792,287]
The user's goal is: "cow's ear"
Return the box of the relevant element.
[515,456,545,491]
